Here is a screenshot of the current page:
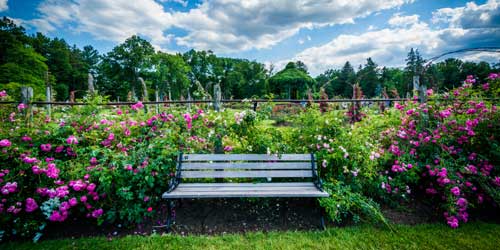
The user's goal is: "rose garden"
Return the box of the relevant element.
[0,73,499,248]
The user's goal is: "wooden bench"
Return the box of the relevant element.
[161,153,329,230]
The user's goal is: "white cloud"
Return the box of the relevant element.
[460,51,500,63]
[25,0,411,52]
[26,0,175,49]
[284,21,441,75]
[0,0,8,12]
[432,0,500,29]
[277,1,500,76]
[172,0,413,52]
[388,13,419,27]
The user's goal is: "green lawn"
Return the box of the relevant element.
[2,223,499,250]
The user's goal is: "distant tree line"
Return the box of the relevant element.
[316,48,499,98]
[1,17,499,101]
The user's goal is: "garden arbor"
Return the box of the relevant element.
[268,62,315,99]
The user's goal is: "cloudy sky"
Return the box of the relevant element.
[2,0,500,75]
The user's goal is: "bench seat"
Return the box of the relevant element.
[162,182,329,198]
[160,153,329,230]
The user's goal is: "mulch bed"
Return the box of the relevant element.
[40,198,443,240]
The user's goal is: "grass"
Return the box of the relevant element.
[2,223,499,250]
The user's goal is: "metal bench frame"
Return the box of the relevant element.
[161,153,329,231]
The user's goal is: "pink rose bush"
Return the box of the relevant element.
[378,75,500,228]
[0,94,222,240]
[0,75,498,242]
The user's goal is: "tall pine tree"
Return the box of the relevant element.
[404,48,425,94]
[337,61,356,97]
[358,58,379,98]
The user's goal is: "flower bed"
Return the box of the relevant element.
[0,74,499,241]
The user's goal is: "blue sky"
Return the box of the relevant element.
[1,0,499,75]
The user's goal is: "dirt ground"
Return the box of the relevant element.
[42,197,442,240]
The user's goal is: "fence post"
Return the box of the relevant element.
[155,86,160,114]
[187,91,192,112]
[412,75,420,98]
[45,71,52,117]
[418,85,427,103]
[45,85,51,117]
[138,77,148,113]
[21,86,33,122]
[87,73,95,94]
[213,83,221,112]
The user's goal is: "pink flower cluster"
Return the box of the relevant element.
[382,76,498,228]
[101,133,115,147]
[25,198,38,212]
[0,139,11,147]
[1,182,17,195]
[17,103,27,111]
[183,113,192,130]
[131,101,144,111]
[40,143,52,152]
[66,135,78,145]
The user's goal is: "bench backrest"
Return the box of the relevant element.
[177,153,316,180]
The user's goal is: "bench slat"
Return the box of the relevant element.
[182,154,310,162]
[176,186,320,192]
[182,162,311,170]
[177,182,315,188]
[181,170,313,178]
[162,190,329,198]
[175,188,321,193]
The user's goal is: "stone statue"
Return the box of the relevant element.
[87,73,95,93]
[138,77,148,101]
[213,82,222,111]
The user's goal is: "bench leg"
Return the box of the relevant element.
[320,212,326,230]
[318,200,327,230]
[164,200,176,233]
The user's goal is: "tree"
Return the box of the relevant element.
[0,18,48,100]
[0,17,31,63]
[0,45,48,100]
[295,60,308,74]
[315,69,338,97]
[183,49,215,95]
[268,62,315,99]
[358,58,379,98]
[435,58,463,90]
[337,61,356,97]
[96,55,126,100]
[460,61,491,83]
[152,52,191,100]
[380,67,405,97]
[81,45,100,75]
[31,33,82,100]
[100,35,155,100]
[404,48,425,94]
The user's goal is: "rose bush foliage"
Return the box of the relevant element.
[376,74,500,228]
[0,73,499,241]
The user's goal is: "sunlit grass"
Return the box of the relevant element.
[2,222,499,250]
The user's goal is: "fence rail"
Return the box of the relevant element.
[1,98,498,106]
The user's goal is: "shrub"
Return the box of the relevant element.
[377,74,500,228]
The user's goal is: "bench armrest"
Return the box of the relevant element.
[311,153,324,191]
[167,152,183,193]
[167,178,179,193]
